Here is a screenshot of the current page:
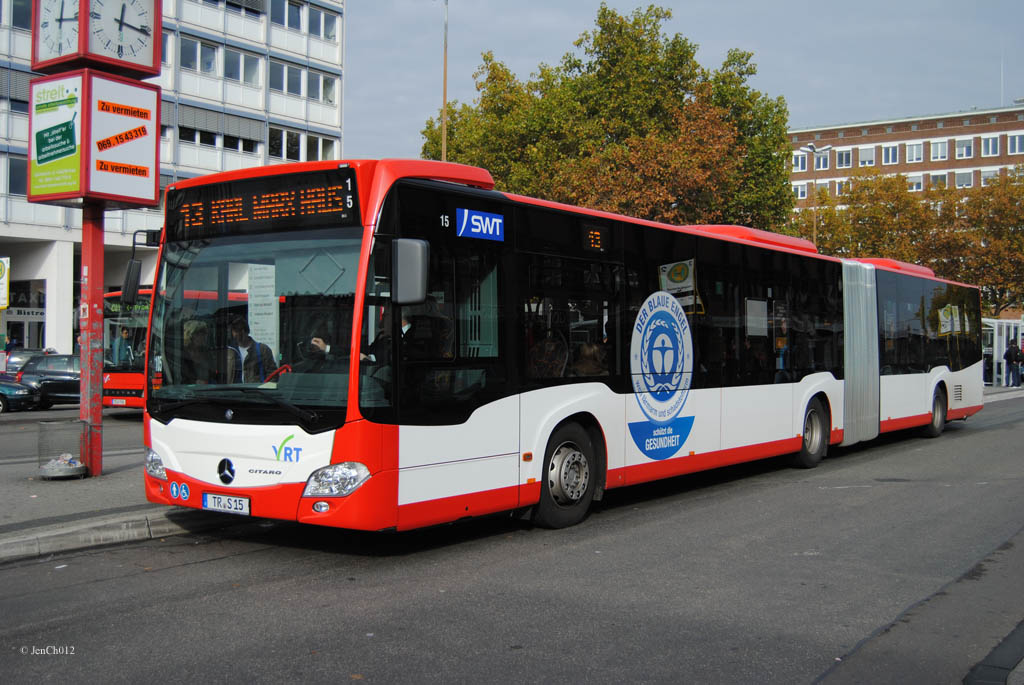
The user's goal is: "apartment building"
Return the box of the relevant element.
[0,0,345,353]
[789,104,1024,207]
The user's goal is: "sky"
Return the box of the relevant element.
[343,0,1024,160]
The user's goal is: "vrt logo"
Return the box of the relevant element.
[273,434,302,462]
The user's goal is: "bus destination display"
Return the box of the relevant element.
[165,168,360,240]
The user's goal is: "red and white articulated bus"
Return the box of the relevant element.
[141,159,983,531]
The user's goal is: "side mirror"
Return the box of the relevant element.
[392,239,429,305]
[121,259,142,306]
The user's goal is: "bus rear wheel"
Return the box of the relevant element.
[790,397,828,469]
[921,388,947,438]
[532,423,596,529]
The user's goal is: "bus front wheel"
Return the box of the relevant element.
[533,423,596,529]
[921,388,947,438]
[790,397,828,469]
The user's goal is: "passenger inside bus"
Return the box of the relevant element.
[180,320,212,384]
[226,315,278,383]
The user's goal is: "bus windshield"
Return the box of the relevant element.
[104,293,150,373]
[147,227,363,431]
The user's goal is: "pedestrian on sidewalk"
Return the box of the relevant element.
[1004,338,1022,387]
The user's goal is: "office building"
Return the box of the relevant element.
[0,0,345,352]
[789,104,1024,207]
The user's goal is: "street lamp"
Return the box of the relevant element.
[441,0,449,162]
[798,143,832,247]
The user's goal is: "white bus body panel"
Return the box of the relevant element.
[397,396,519,505]
[879,373,932,422]
[150,419,335,487]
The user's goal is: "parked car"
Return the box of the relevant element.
[0,348,45,382]
[0,379,41,413]
[16,354,81,409]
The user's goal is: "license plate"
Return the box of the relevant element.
[113,399,126,406]
[202,493,250,515]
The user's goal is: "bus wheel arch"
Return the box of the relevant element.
[532,414,606,529]
[790,393,830,469]
[921,383,948,438]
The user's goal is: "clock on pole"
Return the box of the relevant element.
[31,0,162,78]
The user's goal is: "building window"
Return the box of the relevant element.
[179,126,216,146]
[906,143,922,163]
[226,1,262,18]
[882,145,898,165]
[162,32,171,64]
[930,173,947,189]
[12,0,31,29]
[308,7,338,41]
[814,151,829,171]
[858,147,875,167]
[981,136,999,157]
[792,153,806,172]
[835,181,847,196]
[1010,134,1024,155]
[931,140,948,161]
[270,61,303,96]
[955,171,973,188]
[792,183,807,200]
[306,72,337,104]
[224,50,260,86]
[907,175,923,192]
[306,134,336,161]
[269,127,301,161]
[8,155,27,195]
[836,150,852,168]
[955,139,973,159]
[271,0,302,30]
[981,170,999,186]
[180,37,217,74]
[224,135,259,154]
[10,99,29,113]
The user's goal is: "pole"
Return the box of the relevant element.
[80,200,105,476]
[441,0,448,162]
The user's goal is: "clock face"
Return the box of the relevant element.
[36,0,81,62]
[88,0,155,66]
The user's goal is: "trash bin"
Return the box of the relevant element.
[38,420,88,479]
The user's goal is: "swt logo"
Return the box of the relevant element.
[456,208,504,242]
[272,434,303,462]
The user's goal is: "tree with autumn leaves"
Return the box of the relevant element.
[421,4,793,231]
[789,168,1024,315]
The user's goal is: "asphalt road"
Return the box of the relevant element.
[1,399,1022,683]
[1,405,144,460]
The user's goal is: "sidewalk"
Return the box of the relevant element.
[1,387,1023,681]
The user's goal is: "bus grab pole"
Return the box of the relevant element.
[80,200,104,476]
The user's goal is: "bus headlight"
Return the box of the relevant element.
[303,462,370,497]
[145,448,167,480]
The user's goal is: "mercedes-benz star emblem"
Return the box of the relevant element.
[218,459,235,484]
[225,409,234,421]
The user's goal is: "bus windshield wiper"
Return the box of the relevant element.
[232,386,319,425]
[155,386,319,424]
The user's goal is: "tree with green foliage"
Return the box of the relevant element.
[422,3,793,230]
[790,166,1024,315]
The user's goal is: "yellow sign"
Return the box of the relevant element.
[0,257,9,310]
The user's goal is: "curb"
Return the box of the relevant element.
[0,509,257,565]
